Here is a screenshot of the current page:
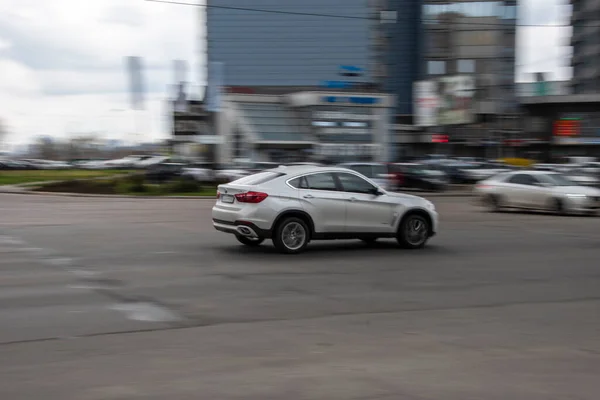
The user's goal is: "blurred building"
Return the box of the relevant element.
[214,91,394,164]
[416,1,520,156]
[204,0,398,164]
[370,1,423,116]
[206,0,375,87]
[570,0,600,94]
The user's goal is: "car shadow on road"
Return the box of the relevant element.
[482,209,597,218]
[214,240,450,258]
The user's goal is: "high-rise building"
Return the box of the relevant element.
[570,0,600,94]
[371,0,423,116]
[206,0,376,87]
[419,0,518,145]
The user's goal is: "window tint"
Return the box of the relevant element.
[305,173,338,191]
[508,174,537,185]
[231,171,285,185]
[337,173,377,194]
[288,176,308,189]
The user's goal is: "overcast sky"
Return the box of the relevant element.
[0,0,571,148]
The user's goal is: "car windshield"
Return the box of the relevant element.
[541,174,577,186]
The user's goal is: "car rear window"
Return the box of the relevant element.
[231,171,285,185]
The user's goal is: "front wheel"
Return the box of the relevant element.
[273,217,309,254]
[397,214,430,249]
[235,234,264,246]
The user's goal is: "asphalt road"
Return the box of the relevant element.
[1,193,599,400]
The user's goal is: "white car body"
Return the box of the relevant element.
[212,166,438,254]
[474,170,600,214]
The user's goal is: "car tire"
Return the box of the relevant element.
[397,213,430,249]
[552,198,566,215]
[486,194,503,212]
[235,234,264,246]
[273,217,309,254]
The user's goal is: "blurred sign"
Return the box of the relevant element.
[315,143,381,157]
[414,75,476,127]
[431,134,449,143]
[196,135,223,144]
[321,96,380,105]
[553,119,580,136]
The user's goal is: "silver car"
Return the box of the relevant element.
[212,165,439,254]
[474,170,600,215]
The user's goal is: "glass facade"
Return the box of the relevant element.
[237,103,311,142]
[207,0,374,87]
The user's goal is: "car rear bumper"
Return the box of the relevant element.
[213,219,272,238]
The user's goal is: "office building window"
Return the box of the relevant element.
[457,59,475,73]
[427,60,446,75]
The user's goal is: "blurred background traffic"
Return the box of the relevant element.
[1,0,597,183]
[3,153,599,192]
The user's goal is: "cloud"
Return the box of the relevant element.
[0,0,199,146]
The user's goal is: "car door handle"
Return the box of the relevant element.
[303,194,314,199]
[348,197,357,202]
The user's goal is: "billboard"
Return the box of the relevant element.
[414,75,476,127]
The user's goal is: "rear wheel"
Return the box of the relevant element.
[397,214,430,249]
[273,217,309,254]
[235,234,264,246]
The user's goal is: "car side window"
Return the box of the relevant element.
[288,176,309,189]
[508,174,536,185]
[305,173,338,191]
[337,173,377,194]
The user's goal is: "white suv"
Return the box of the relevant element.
[212,166,438,254]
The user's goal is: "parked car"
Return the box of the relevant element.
[389,163,449,192]
[459,162,513,183]
[145,162,187,183]
[474,170,600,215]
[212,165,438,254]
[181,162,216,184]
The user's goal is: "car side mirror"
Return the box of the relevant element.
[371,187,384,196]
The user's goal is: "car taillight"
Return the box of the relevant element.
[216,191,221,199]
[476,184,490,190]
[234,191,268,203]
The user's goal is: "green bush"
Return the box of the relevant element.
[126,174,146,193]
[165,178,200,193]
